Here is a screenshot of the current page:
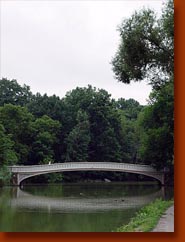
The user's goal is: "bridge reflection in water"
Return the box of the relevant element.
[10,187,165,213]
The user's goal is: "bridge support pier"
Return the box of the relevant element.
[11,173,18,186]
[11,173,20,186]
[161,173,165,186]
[155,173,165,186]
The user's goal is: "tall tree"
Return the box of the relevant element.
[65,110,90,162]
[30,115,61,164]
[62,86,124,162]
[0,124,18,166]
[0,78,32,106]
[115,99,143,163]
[138,81,174,170]
[0,104,34,164]
[111,0,173,89]
[111,0,174,170]
[27,93,64,121]
[0,124,18,185]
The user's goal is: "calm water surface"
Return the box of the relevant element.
[0,183,173,232]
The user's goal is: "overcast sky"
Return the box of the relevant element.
[0,0,166,104]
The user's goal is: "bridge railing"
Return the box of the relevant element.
[8,162,157,173]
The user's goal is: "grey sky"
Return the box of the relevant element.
[0,0,166,104]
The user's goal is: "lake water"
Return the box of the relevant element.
[0,183,173,232]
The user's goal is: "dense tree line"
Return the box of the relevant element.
[0,79,145,184]
[0,0,173,184]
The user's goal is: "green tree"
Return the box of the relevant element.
[115,99,143,163]
[138,81,174,170]
[62,86,124,163]
[0,124,18,186]
[116,98,143,120]
[0,78,32,106]
[27,93,64,121]
[65,110,90,162]
[111,0,174,171]
[0,104,34,164]
[0,124,18,166]
[30,115,61,164]
[111,0,173,89]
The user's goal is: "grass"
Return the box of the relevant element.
[116,198,174,232]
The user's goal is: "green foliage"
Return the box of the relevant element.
[111,0,173,88]
[65,110,90,162]
[112,0,174,172]
[116,199,173,232]
[0,77,172,183]
[138,81,174,170]
[62,86,125,163]
[0,78,32,106]
[30,115,61,164]
[0,165,11,186]
[0,124,18,166]
[33,115,61,136]
[27,93,64,121]
[0,104,34,164]
[116,98,143,120]
[115,99,143,163]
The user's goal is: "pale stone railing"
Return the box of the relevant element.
[8,162,164,185]
[8,162,157,173]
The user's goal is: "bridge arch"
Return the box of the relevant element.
[17,169,162,185]
[8,162,164,186]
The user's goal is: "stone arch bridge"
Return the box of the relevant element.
[8,162,165,186]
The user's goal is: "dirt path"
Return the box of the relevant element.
[152,205,174,232]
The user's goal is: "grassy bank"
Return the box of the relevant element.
[116,198,173,232]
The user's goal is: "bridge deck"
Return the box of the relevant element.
[8,162,158,173]
[8,162,164,185]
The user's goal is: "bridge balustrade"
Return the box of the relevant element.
[9,162,156,174]
[8,162,164,186]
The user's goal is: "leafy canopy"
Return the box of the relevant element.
[111,0,173,90]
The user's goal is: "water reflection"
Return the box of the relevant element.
[10,185,165,213]
[0,184,173,232]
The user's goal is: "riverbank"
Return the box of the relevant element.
[115,198,174,232]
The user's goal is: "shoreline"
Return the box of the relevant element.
[115,199,174,232]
